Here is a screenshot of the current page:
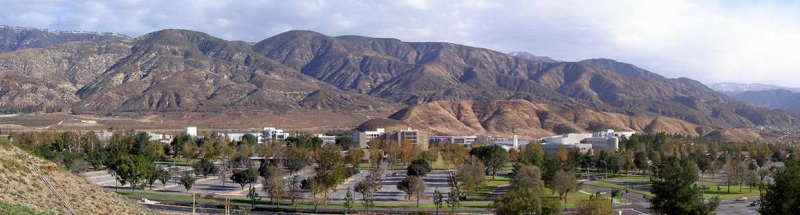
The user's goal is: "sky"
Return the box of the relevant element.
[1,0,799,87]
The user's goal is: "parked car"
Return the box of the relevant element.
[749,201,759,207]
[736,197,748,201]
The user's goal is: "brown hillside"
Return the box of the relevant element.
[389,99,761,139]
[0,142,153,214]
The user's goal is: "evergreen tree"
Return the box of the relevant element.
[650,157,719,215]
[344,188,355,213]
[760,155,800,214]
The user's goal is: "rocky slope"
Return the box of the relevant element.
[0,142,152,214]
[0,27,796,139]
[0,25,129,53]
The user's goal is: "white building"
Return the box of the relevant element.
[147,132,173,144]
[315,134,336,145]
[491,135,531,151]
[218,131,264,144]
[264,127,289,140]
[185,127,198,137]
[429,135,479,146]
[541,129,633,153]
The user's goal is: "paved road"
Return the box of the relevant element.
[583,184,650,214]
[370,169,453,203]
[717,199,760,215]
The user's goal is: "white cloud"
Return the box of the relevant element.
[0,0,798,86]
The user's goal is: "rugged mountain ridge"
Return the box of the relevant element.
[0,27,795,139]
[708,82,800,113]
[0,25,129,53]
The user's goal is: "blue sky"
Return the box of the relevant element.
[1,0,799,87]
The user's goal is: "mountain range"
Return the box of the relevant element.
[0,25,795,140]
[709,82,800,113]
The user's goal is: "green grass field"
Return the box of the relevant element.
[464,175,511,200]
[117,190,493,210]
[0,201,59,215]
[584,181,655,197]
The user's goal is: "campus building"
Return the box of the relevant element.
[354,127,429,150]
[541,129,633,153]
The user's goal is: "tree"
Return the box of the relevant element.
[745,168,760,194]
[157,168,171,187]
[193,158,218,178]
[407,159,432,176]
[495,162,559,215]
[111,155,151,193]
[760,155,800,214]
[518,143,545,166]
[182,142,199,159]
[470,145,508,179]
[87,150,108,169]
[650,157,719,214]
[446,185,461,213]
[440,142,469,169]
[145,165,159,190]
[421,150,439,162]
[433,189,444,215]
[512,164,545,192]
[246,186,261,209]
[313,144,348,201]
[179,172,196,192]
[397,176,427,207]
[634,151,650,174]
[493,188,543,215]
[309,178,326,212]
[695,154,712,177]
[355,178,377,212]
[577,198,613,215]
[551,169,577,209]
[258,161,274,179]
[399,140,416,165]
[231,168,259,190]
[262,165,285,208]
[335,135,354,150]
[241,134,258,146]
[344,188,355,213]
[458,156,486,196]
[171,132,192,158]
[346,147,363,167]
[284,154,309,174]
[354,168,384,212]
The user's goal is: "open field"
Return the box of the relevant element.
[0,110,397,133]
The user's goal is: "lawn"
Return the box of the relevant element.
[584,181,654,197]
[702,185,761,199]
[465,175,511,200]
[116,190,494,210]
[585,179,760,200]
[0,201,59,215]
[460,175,594,208]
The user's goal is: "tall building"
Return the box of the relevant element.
[388,128,429,150]
[354,128,385,148]
[354,128,429,150]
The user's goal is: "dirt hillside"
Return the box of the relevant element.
[0,141,153,215]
